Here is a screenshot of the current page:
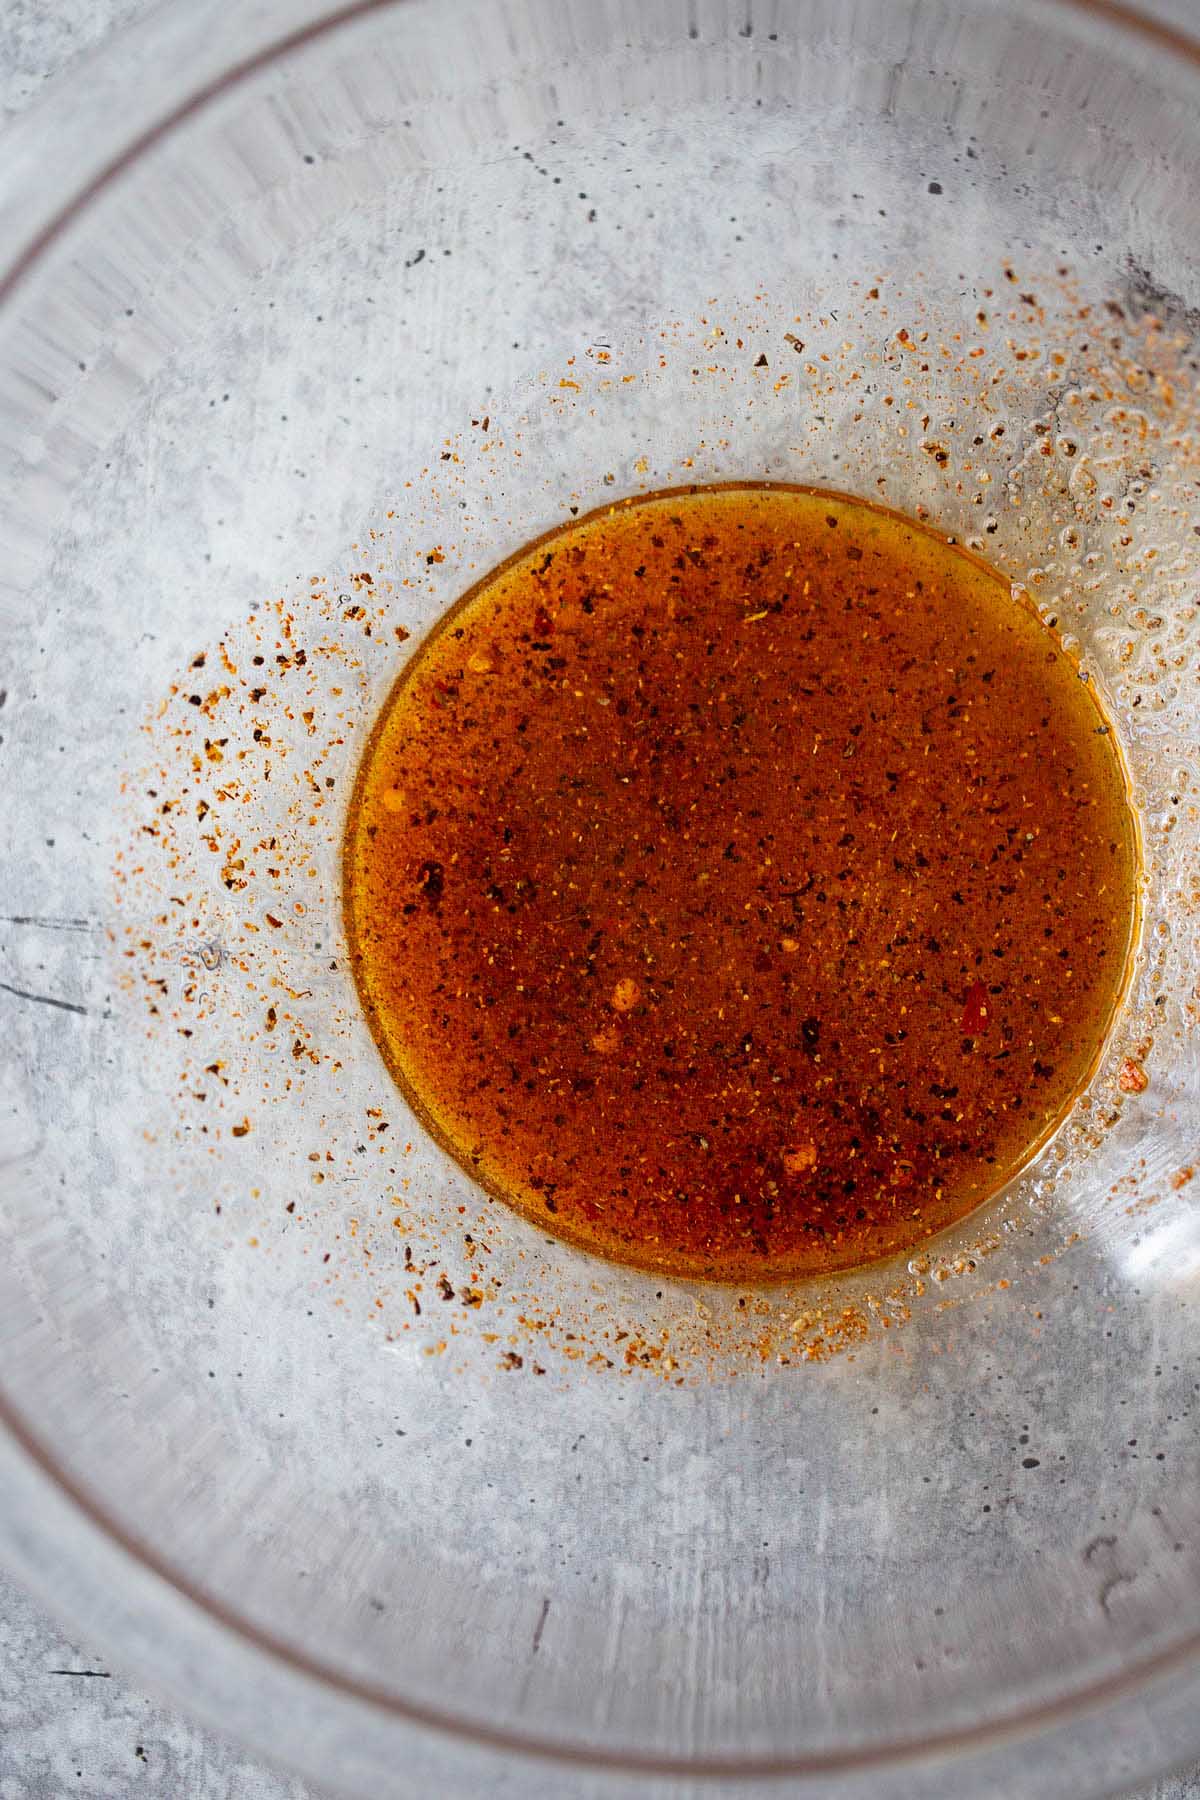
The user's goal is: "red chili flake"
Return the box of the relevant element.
[1118,1056,1148,1094]
[961,980,990,1036]
[533,606,554,637]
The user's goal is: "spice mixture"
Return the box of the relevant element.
[343,484,1137,1280]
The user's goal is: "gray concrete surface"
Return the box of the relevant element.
[0,1569,318,1800]
[1,5,1199,1798]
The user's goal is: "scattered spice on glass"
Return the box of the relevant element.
[344,484,1139,1281]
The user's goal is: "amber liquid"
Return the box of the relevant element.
[344,486,1138,1281]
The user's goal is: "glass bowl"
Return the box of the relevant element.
[1,2,1199,1795]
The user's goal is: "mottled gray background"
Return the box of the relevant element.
[2,4,1199,1797]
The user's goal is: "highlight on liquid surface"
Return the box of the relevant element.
[344,485,1138,1281]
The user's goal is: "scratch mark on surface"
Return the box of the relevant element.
[0,981,87,1016]
[48,1669,110,1678]
[532,1595,550,1653]
[0,914,95,932]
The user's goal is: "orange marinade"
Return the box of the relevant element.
[344,485,1138,1280]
